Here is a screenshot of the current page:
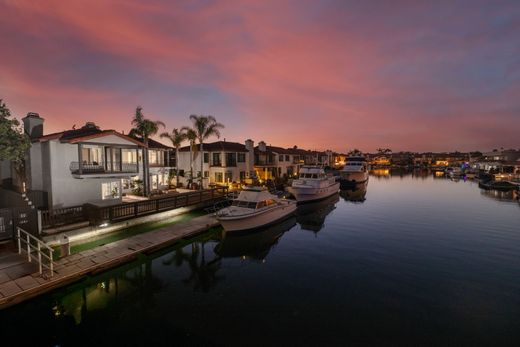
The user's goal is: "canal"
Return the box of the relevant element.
[1,170,520,346]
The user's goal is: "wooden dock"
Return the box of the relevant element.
[0,214,219,309]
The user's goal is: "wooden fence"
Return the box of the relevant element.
[85,186,228,226]
[41,205,85,230]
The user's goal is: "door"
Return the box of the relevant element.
[0,209,14,241]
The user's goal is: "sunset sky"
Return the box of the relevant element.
[1,0,519,152]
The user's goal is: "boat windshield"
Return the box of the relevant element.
[232,200,257,209]
[256,199,277,209]
[300,173,320,179]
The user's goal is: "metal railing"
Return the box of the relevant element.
[16,227,54,277]
[69,162,138,174]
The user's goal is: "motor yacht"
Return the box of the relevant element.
[339,155,369,189]
[216,186,297,232]
[287,166,340,203]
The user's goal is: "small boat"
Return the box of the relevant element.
[339,155,369,189]
[464,171,477,179]
[216,186,297,232]
[478,180,519,191]
[287,166,340,203]
[446,167,463,177]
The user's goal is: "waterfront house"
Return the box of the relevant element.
[22,114,145,208]
[482,149,520,162]
[371,155,392,167]
[254,141,298,181]
[177,140,253,188]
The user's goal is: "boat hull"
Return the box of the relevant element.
[339,172,369,189]
[218,203,297,232]
[287,182,340,203]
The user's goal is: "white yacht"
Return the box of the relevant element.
[339,155,369,189]
[287,166,340,203]
[216,186,297,232]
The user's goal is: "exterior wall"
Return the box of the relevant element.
[28,142,43,190]
[0,160,11,181]
[47,141,115,207]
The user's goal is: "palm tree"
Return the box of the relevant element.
[160,128,187,189]
[188,115,224,189]
[181,126,197,188]
[129,106,165,196]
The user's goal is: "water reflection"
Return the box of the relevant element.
[339,181,368,203]
[46,237,225,331]
[296,194,339,233]
[215,216,296,261]
[370,168,390,179]
[480,187,520,203]
[162,239,223,293]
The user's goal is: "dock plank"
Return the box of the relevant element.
[0,214,219,309]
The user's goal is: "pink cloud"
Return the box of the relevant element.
[1,0,519,152]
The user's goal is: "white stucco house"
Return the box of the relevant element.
[21,113,174,208]
[176,140,255,188]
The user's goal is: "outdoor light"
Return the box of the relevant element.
[99,222,109,227]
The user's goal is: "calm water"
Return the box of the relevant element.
[2,170,520,346]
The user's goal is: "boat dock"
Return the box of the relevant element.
[0,214,219,309]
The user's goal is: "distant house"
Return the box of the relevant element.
[177,140,253,188]
[482,149,520,162]
[372,156,391,166]
[254,141,299,180]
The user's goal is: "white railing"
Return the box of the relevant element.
[16,227,54,277]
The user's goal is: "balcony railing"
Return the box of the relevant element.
[70,162,138,174]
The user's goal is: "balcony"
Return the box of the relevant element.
[70,162,138,177]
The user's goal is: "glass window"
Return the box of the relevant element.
[122,149,137,163]
[238,153,246,162]
[122,178,131,189]
[240,171,246,180]
[215,172,223,182]
[102,181,120,199]
[204,171,209,178]
[285,155,290,161]
[212,153,221,166]
[82,146,104,165]
[279,155,283,162]
[149,150,158,165]
[204,153,209,163]
[226,153,237,167]
[151,175,158,189]
[225,172,233,182]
